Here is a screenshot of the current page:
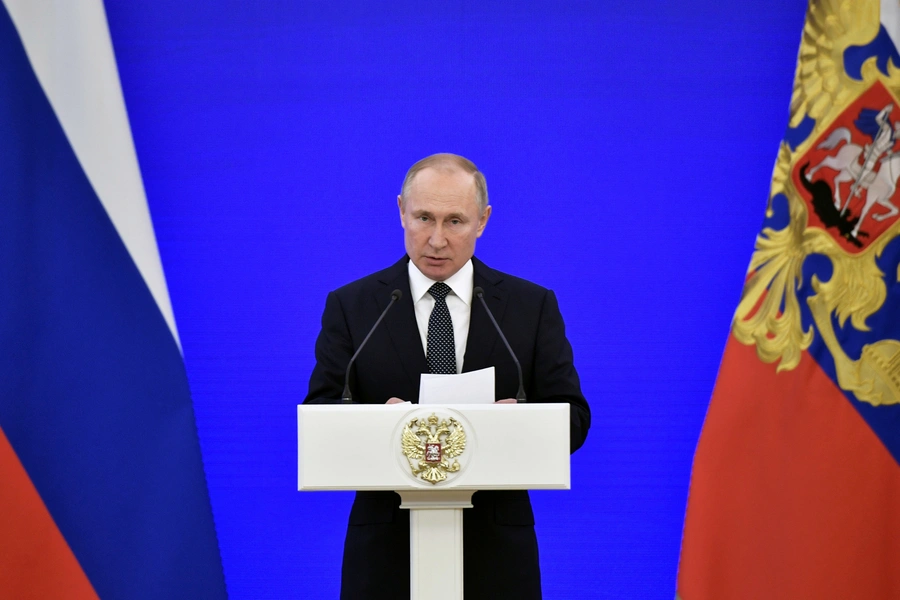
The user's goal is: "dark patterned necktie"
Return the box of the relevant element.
[426,282,457,374]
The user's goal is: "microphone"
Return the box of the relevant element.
[342,289,403,403]
[474,286,526,403]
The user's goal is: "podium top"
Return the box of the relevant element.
[298,403,570,492]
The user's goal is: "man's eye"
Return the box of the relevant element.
[418,216,430,222]
[449,219,461,226]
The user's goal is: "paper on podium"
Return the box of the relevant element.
[419,366,495,405]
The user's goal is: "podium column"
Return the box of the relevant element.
[399,490,474,600]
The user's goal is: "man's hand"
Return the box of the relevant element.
[387,397,514,404]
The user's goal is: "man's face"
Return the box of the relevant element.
[399,167,491,281]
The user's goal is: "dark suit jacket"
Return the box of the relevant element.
[304,256,590,600]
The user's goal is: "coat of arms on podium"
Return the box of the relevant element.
[400,413,466,484]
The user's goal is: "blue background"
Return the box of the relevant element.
[102,1,807,597]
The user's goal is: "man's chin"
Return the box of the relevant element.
[418,258,454,280]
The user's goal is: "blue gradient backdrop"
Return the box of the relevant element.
[102,2,807,597]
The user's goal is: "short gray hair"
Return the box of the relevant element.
[400,153,489,213]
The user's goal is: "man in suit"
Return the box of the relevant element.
[304,153,590,600]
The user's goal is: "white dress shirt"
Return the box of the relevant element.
[408,259,473,374]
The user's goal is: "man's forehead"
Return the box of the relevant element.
[409,165,475,188]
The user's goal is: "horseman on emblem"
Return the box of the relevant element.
[806,102,900,239]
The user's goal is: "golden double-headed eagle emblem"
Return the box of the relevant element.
[736,0,900,406]
[400,413,466,484]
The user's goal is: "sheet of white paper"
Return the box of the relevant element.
[418,366,495,405]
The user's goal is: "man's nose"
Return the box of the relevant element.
[429,224,447,248]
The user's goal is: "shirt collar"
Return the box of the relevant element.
[408,258,474,306]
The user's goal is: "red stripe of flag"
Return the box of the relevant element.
[0,426,98,600]
[678,336,900,599]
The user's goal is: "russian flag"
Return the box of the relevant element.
[678,2,900,599]
[0,1,227,597]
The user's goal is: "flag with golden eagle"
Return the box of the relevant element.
[678,1,900,598]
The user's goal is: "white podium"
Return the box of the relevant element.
[297,403,570,600]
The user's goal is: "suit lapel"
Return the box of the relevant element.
[376,257,427,391]
[463,257,507,373]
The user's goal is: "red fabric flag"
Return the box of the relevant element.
[679,2,900,598]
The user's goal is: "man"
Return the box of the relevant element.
[304,153,590,600]
[849,103,897,202]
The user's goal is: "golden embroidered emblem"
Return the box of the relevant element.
[735,0,900,405]
[400,413,466,484]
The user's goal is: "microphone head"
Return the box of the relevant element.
[390,289,403,301]
[473,286,484,298]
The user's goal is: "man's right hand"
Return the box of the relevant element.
[386,397,406,404]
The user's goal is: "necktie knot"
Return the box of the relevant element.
[428,282,452,302]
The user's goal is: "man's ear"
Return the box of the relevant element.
[476,205,492,237]
[398,195,406,227]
